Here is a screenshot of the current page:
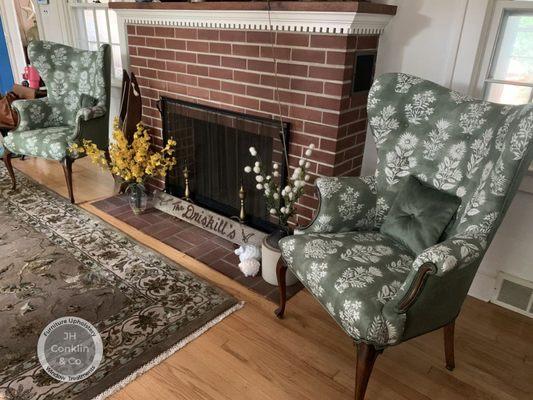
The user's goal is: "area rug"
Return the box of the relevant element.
[0,166,242,400]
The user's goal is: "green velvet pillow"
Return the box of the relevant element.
[380,176,461,255]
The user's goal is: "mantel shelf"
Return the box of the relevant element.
[110,1,396,35]
[109,2,396,15]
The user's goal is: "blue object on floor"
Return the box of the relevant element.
[0,18,14,95]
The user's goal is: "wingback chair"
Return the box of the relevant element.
[2,40,111,203]
[276,73,533,399]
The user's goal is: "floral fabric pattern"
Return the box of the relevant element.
[4,41,109,161]
[371,73,533,276]
[305,176,380,233]
[280,73,533,347]
[3,126,77,161]
[280,232,413,346]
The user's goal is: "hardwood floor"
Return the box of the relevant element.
[12,157,533,400]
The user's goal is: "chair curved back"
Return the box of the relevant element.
[28,40,109,126]
[368,73,533,247]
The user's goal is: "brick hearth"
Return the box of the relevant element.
[126,26,379,225]
[92,195,303,302]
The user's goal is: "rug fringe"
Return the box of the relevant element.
[90,301,244,400]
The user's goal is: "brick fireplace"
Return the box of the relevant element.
[111,2,395,226]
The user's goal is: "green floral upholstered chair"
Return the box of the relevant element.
[276,73,533,400]
[2,40,111,203]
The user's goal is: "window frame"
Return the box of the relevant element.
[67,0,122,86]
[475,0,533,103]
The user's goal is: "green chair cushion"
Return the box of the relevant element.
[380,176,461,255]
[3,126,77,161]
[279,231,414,346]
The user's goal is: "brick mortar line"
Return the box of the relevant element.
[139,85,366,130]
[136,76,353,103]
[134,66,352,89]
[142,102,367,138]
[128,35,362,57]
[132,63,352,87]
[144,112,366,143]
[147,129,364,153]
[139,85,348,114]
[132,58,351,84]
[128,34,366,52]
[129,47,357,70]
[135,77,360,105]
[146,126,365,145]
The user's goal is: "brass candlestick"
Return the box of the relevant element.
[183,164,192,202]
[239,184,246,222]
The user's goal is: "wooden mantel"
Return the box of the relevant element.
[109,2,397,15]
[109,1,396,35]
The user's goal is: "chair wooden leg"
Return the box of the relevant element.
[61,157,75,204]
[274,257,287,319]
[443,320,455,371]
[355,343,381,400]
[3,149,16,190]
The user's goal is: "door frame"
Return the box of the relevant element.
[0,0,26,85]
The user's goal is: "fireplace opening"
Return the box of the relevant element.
[160,97,290,233]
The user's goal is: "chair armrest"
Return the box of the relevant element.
[69,105,107,148]
[381,234,485,341]
[11,99,54,132]
[75,105,106,124]
[72,106,109,150]
[412,235,484,277]
[302,176,379,233]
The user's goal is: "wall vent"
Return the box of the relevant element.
[492,272,533,317]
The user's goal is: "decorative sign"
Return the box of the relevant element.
[153,191,266,247]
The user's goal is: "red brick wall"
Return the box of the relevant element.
[126,25,379,225]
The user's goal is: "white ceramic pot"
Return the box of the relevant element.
[261,236,299,286]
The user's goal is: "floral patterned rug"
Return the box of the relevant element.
[0,166,241,400]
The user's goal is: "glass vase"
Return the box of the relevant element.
[126,183,148,215]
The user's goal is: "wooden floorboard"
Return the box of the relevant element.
[10,157,533,400]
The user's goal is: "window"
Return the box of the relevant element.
[68,0,122,81]
[478,1,533,104]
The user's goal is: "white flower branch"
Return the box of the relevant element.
[244,144,315,227]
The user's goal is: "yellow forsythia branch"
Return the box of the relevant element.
[69,118,176,184]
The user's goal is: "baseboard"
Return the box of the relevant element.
[468,270,496,302]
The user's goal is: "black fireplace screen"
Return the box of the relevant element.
[160,97,289,233]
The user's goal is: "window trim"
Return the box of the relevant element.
[68,1,122,87]
[474,0,533,102]
[0,0,28,83]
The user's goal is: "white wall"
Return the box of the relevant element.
[364,0,533,303]
[362,0,489,175]
[473,187,533,300]
[34,0,73,46]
